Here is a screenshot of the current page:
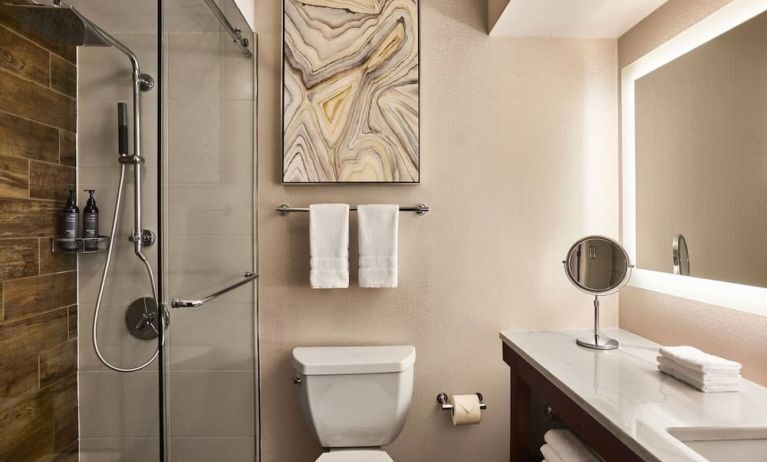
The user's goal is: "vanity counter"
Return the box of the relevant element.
[500,329,767,462]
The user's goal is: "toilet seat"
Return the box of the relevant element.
[316,450,394,462]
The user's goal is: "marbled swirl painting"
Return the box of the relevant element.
[283,0,420,183]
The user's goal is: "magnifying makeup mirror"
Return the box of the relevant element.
[563,236,632,350]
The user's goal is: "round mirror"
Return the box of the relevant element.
[564,236,631,295]
[563,236,632,351]
[673,234,690,276]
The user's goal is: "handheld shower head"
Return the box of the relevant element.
[117,103,129,156]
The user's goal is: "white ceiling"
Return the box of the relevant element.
[489,0,669,39]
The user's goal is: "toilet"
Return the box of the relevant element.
[292,345,416,461]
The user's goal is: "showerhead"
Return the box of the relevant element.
[3,1,111,47]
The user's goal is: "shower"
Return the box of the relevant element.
[7,0,163,372]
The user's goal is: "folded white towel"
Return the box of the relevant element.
[357,204,399,288]
[309,204,349,289]
[544,429,602,462]
[659,346,741,373]
[658,364,740,392]
[657,357,741,383]
[540,444,564,462]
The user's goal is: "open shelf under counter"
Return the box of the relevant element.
[500,328,767,462]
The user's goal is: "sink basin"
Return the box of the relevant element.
[667,426,767,462]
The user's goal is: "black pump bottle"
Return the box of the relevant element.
[82,189,99,251]
[59,190,79,251]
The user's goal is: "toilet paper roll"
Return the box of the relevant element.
[449,394,482,425]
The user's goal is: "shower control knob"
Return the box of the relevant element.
[138,73,154,92]
[128,229,156,247]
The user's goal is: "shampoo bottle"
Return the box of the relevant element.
[59,190,79,251]
[82,189,99,251]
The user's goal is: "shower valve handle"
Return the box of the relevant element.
[117,102,129,156]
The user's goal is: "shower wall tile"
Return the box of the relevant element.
[51,54,78,98]
[0,239,38,280]
[39,338,77,389]
[167,168,253,236]
[0,13,79,462]
[169,302,254,370]
[78,301,159,372]
[0,69,76,131]
[68,305,78,340]
[0,25,50,86]
[170,436,254,462]
[0,198,59,237]
[40,246,77,274]
[3,271,78,320]
[0,154,30,198]
[169,371,255,437]
[78,371,160,438]
[0,307,68,396]
[0,111,60,163]
[29,161,76,200]
[0,4,76,63]
[60,130,77,167]
[80,437,160,462]
[167,32,221,100]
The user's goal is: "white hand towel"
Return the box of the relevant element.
[657,357,741,383]
[310,204,349,289]
[540,444,564,462]
[544,429,602,462]
[357,204,399,288]
[659,346,741,373]
[658,364,740,392]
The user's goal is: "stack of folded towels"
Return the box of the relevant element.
[540,429,603,462]
[657,346,742,392]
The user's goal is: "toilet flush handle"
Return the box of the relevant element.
[292,376,303,385]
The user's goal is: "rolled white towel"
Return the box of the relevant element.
[544,429,602,462]
[659,363,740,392]
[541,444,563,462]
[659,346,741,373]
[657,357,741,383]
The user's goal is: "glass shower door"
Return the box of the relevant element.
[161,0,257,460]
[72,0,164,460]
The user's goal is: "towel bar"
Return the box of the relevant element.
[276,204,429,216]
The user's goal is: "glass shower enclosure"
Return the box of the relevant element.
[1,1,257,460]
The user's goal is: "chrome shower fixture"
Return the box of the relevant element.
[5,0,164,372]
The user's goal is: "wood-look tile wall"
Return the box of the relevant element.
[0,10,79,462]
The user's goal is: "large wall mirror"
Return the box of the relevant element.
[622,0,767,314]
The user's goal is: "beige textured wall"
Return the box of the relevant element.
[256,0,619,460]
[619,0,767,386]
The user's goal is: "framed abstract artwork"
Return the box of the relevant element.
[282,0,420,184]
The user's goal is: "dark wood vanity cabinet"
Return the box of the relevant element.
[503,343,646,462]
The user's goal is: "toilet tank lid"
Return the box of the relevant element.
[292,345,416,375]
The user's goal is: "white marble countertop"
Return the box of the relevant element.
[500,329,767,462]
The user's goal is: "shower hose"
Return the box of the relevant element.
[92,163,166,372]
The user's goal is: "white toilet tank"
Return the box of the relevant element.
[292,345,416,449]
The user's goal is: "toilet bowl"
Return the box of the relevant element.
[292,345,416,461]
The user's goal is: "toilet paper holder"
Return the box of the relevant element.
[436,393,487,411]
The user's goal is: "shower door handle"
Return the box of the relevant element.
[170,272,258,308]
